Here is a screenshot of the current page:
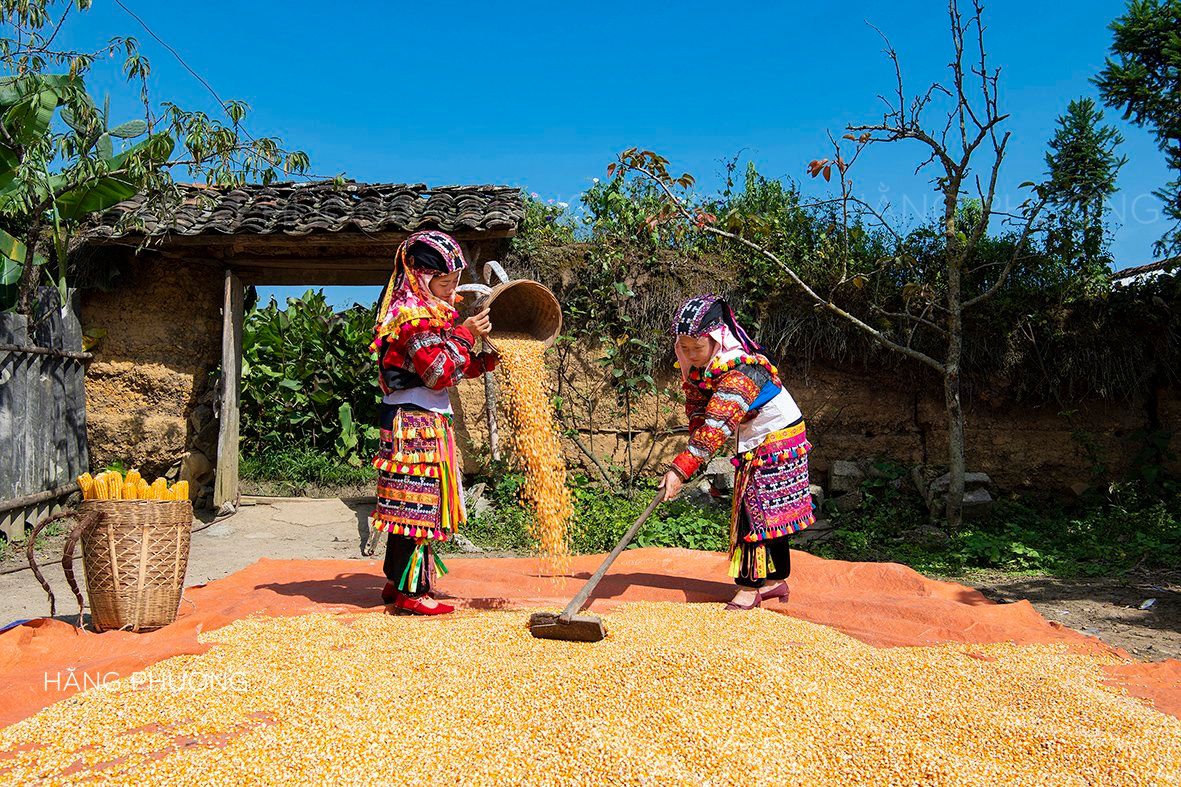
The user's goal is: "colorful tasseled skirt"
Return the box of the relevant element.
[369,408,466,594]
[728,420,814,582]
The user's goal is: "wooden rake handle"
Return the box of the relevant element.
[559,491,665,623]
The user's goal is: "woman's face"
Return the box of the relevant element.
[677,335,717,368]
[428,270,462,301]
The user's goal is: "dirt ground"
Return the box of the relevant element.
[2,497,1178,662]
[951,569,1181,661]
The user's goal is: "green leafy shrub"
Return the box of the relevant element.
[240,448,376,495]
[241,290,381,464]
[811,476,1181,577]
[462,473,729,555]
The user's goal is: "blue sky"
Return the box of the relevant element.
[59,0,1171,310]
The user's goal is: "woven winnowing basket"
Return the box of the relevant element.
[79,500,193,632]
[486,279,563,347]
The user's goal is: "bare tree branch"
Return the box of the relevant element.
[619,158,946,374]
[873,305,950,336]
[964,195,1047,309]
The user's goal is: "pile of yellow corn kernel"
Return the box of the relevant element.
[2,603,1178,785]
[494,334,573,571]
[77,470,189,502]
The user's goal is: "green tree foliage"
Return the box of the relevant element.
[240,291,381,464]
[1095,0,1181,256]
[0,0,312,313]
[1044,98,1126,283]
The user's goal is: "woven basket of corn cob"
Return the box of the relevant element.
[68,471,194,632]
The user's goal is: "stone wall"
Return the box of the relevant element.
[80,255,223,501]
[453,350,1180,495]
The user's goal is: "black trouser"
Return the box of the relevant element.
[733,508,792,589]
[384,534,430,597]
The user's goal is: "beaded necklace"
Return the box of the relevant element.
[676,353,780,392]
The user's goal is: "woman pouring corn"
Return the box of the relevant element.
[369,230,498,615]
[659,295,814,610]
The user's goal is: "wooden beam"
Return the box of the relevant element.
[234,267,393,287]
[85,228,515,254]
[214,270,244,510]
[0,481,79,515]
[226,257,395,270]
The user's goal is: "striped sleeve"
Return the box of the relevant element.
[403,325,477,390]
[670,368,761,480]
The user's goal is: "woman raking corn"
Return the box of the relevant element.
[659,295,814,610]
[369,230,498,615]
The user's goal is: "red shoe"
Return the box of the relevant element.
[724,591,762,611]
[381,581,397,605]
[758,582,790,604]
[392,593,454,616]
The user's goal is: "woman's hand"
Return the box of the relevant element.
[658,470,683,501]
[462,307,492,338]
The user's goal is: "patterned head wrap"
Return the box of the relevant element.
[671,295,766,382]
[672,295,728,337]
[374,230,468,345]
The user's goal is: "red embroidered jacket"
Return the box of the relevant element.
[670,367,763,480]
[379,323,497,392]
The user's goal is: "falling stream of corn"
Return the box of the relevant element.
[492,333,573,573]
[2,604,1179,784]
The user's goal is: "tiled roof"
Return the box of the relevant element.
[1111,257,1180,284]
[85,182,524,239]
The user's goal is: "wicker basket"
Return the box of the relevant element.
[79,499,193,632]
[485,279,563,347]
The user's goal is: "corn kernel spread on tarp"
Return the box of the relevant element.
[1,548,1179,782]
[4,604,1181,785]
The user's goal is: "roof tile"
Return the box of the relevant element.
[86,181,524,240]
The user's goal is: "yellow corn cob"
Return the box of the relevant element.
[125,469,142,488]
[77,473,95,500]
[93,473,110,500]
[173,480,189,501]
[150,478,168,501]
[123,479,138,500]
[137,478,151,499]
[108,472,124,501]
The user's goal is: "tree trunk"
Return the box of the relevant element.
[944,258,965,528]
[15,225,41,318]
[943,366,965,528]
[943,187,965,529]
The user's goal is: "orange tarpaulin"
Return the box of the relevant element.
[2,547,1178,728]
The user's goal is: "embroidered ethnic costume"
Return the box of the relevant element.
[369,231,496,599]
[669,295,813,587]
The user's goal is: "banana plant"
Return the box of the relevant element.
[0,71,173,311]
[1,1,312,314]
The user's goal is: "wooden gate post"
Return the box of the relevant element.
[214,270,244,510]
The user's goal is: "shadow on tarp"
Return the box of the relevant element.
[256,573,387,608]
[572,571,735,604]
